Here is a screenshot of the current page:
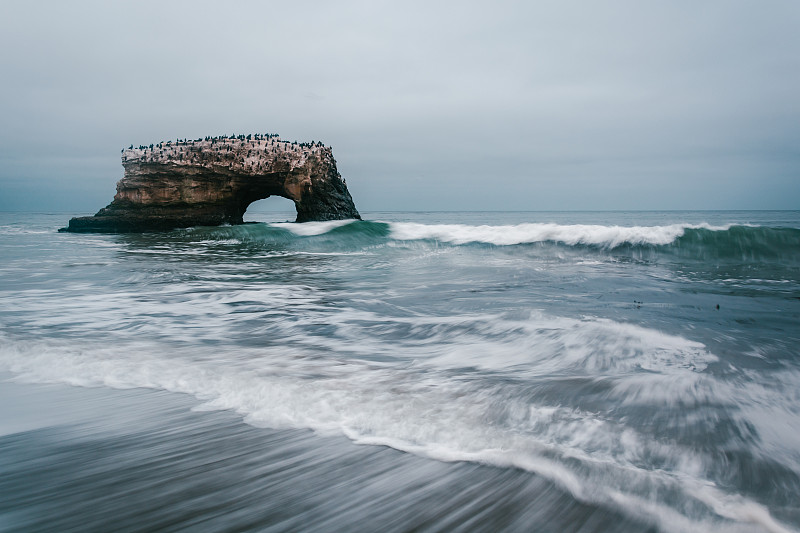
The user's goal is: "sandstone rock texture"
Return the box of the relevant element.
[62,135,360,232]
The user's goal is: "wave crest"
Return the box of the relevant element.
[185,220,800,263]
[388,222,727,247]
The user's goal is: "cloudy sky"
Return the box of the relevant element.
[1,0,798,212]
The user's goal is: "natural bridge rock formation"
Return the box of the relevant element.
[62,135,360,232]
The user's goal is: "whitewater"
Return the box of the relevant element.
[1,210,799,532]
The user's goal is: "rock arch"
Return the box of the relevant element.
[62,136,360,233]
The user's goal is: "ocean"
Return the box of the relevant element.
[1,210,799,532]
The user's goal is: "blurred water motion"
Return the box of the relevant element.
[0,381,648,533]
[1,211,799,532]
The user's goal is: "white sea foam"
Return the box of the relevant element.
[272,219,358,236]
[0,310,794,532]
[388,222,731,247]
[0,225,53,235]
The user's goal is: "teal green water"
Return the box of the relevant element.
[1,211,799,532]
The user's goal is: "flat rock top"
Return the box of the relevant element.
[122,136,331,174]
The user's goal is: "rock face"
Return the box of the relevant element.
[62,135,360,232]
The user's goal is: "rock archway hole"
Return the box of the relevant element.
[243,196,298,223]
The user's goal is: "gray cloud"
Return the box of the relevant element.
[1,0,798,212]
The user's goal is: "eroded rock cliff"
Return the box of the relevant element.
[62,135,360,232]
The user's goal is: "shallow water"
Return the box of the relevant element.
[1,210,799,532]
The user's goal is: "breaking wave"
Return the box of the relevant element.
[188,220,800,262]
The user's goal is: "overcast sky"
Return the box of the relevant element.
[1,0,798,212]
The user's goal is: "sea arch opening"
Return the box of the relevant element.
[242,196,298,224]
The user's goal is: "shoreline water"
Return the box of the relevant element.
[1,211,798,532]
[0,377,654,533]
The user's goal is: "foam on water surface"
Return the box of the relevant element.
[0,307,796,532]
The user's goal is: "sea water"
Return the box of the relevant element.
[1,211,799,532]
